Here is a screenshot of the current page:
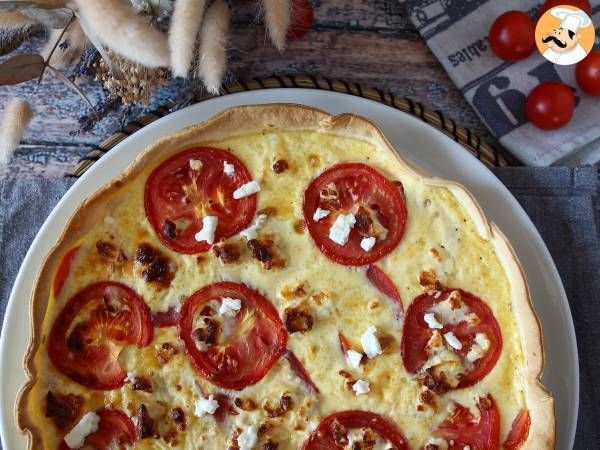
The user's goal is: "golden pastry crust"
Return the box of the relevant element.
[16,104,555,449]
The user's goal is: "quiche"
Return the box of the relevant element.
[16,104,555,449]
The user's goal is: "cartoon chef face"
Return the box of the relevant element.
[542,27,581,53]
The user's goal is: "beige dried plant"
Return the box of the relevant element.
[0,98,33,165]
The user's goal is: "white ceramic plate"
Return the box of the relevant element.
[0,89,578,449]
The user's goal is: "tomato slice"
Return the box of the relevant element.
[303,163,407,266]
[504,409,531,449]
[366,265,404,315]
[49,282,153,390]
[60,408,136,450]
[53,246,80,297]
[302,410,409,449]
[401,289,502,389]
[178,281,287,390]
[433,395,500,450]
[145,147,257,254]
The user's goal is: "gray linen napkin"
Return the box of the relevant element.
[402,0,600,166]
[0,169,598,447]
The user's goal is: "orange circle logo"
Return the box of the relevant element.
[536,5,595,65]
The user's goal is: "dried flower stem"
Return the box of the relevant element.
[197,0,229,94]
[169,0,206,78]
[41,22,88,69]
[0,98,33,165]
[263,0,291,52]
[73,0,170,68]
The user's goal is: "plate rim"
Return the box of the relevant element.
[0,89,578,449]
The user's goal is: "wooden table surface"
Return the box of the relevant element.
[0,0,501,179]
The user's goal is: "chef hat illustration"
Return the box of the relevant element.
[551,7,592,33]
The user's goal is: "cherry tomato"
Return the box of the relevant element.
[178,281,287,390]
[303,163,407,266]
[539,0,592,18]
[49,282,153,390]
[525,82,575,130]
[151,306,180,328]
[504,409,531,449]
[433,395,500,450]
[576,51,600,96]
[59,408,136,450]
[401,289,502,390]
[288,0,314,40]
[302,410,409,450]
[284,349,319,393]
[145,147,257,254]
[489,11,536,61]
[366,265,403,315]
[53,246,80,297]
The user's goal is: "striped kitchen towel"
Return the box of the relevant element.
[403,0,600,166]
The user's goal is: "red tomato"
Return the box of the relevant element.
[576,51,600,96]
[178,281,287,390]
[49,282,153,390]
[433,395,501,450]
[151,306,180,328]
[302,410,409,450]
[288,0,314,40]
[366,265,404,315]
[284,349,319,393]
[145,147,257,254]
[504,409,531,449]
[303,163,407,266]
[338,331,351,354]
[489,11,536,61]
[525,82,575,130]
[401,289,502,389]
[60,408,136,450]
[539,0,592,18]
[53,246,80,297]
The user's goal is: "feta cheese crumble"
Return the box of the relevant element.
[194,395,219,417]
[360,326,382,359]
[233,181,260,199]
[352,380,370,395]
[124,371,137,383]
[346,349,363,369]
[218,297,242,315]
[329,213,356,246]
[189,159,203,170]
[466,333,490,362]
[237,424,258,450]
[104,215,115,225]
[240,214,267,240]
[360,236,376,252]
[223,161,235,176]
[194,216,218,244]
[443,331,462,350]
[63,412,100,449]
[313,207,330,222]
[423,312,443,329]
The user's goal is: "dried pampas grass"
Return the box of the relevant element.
[197,0,229,94]
[169,0,207,78]
[41,22,88,69]
[73,0,170,68]
[0,99,33,165]
[263,0,291,52]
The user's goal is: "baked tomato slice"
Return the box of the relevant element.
[178,281,287,390]
[303,163,407,266]
[60,408,136,450]
[145,147,257,254]
[49,282,153,390]
[432,395,500,450]
[53,246,80,297]
[504,409,531,449]
[302,410,409,449]
[401,289,502,390]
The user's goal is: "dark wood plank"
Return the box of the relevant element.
[0,0,499,179]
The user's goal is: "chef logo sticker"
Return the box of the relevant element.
[536,5,595,65]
